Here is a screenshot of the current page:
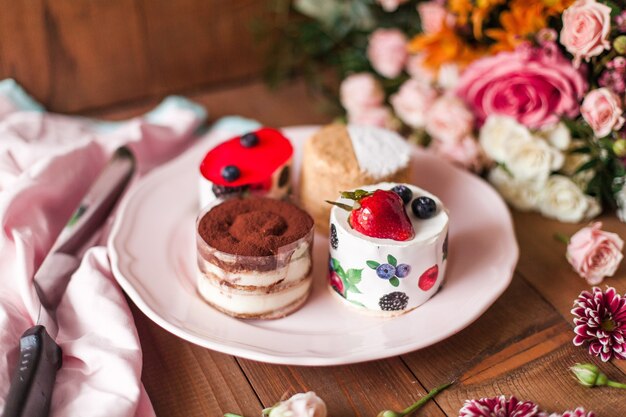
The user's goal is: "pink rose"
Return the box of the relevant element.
[581,88,625,138]
[425,94,474,143]
[367,29,408,79]
[430,135,486,172]
[405,54,435,83]
[417,1,455,34]
[390,79,437,128]
[567,222,624,285]
[376,0,408,12]
[456,43,588,129]
[339,73,385,114]
[347,106,394,129]
[560,0,611,67]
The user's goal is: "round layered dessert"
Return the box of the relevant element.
[327,182,449,316]
[199,127,293,208]
[299,124,411,234]
[196,197,314,319]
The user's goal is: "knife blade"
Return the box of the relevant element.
[2,147,135,417]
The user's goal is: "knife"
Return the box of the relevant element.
[2,147,135,417]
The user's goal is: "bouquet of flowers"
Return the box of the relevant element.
[268,0,626,223]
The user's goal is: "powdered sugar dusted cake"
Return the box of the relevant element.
[198,127,293,208]
[299,124,411,233]
[327,182,449,316]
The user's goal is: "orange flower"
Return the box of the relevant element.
[486,1,548,52]
[408,25,487,70]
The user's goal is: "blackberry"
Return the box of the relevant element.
[278,165,290,188]
[240,132,259,148]
[391,185,413,205]
[411,196,437,219]
[221,165,240,182]
[212,184,248,198]
[379,292,409,311]
[330,224,339,249]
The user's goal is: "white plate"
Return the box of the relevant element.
[109,126,518,366]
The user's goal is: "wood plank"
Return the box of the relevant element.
[237,358,447,417]
[136,0,267,96]
[132,304,263,417]
[402,276,626,416]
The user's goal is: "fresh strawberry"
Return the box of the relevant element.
[418,265,439,291]
[327,189,415,241]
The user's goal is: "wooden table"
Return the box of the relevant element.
[102,80,626,417]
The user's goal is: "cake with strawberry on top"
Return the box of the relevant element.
[299,124,411,234]
[199,127,293,208]
[327,182,449,316]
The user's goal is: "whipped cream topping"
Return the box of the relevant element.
[347,125,410,179]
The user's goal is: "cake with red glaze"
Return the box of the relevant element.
[196,197,315,319]
[199,127,293,207]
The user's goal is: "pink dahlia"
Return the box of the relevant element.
[554,408,596,417]
[572,287,626,361]
[459,396,542,417]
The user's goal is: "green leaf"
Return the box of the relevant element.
[575,158,598,175]
[366,260,380,269]
[330,258,339,271]
[387,254,397,266]
[389,277,400,287]
[347,268,363,284]
[335,264,347,279]
[569,146,591,155]
[325,200,353,211]
[347,299,366,308]
[347,284,362,294]
[340,189,371,200]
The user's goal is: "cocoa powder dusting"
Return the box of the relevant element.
[198,197,314,256]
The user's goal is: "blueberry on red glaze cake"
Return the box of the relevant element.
[379,292,409,311]
[221,165,241,182]
[391,185,413,205]
[240,132,259,148]
[411,196,437,219]
[330,224,339,249]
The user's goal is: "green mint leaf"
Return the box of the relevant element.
[347,268,363,284]
[387,254,397,267]
[366,260,380,269]
[325,200,353,211]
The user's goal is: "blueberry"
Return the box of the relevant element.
[221,165,240,182]
[395,264,411,278]
[376,263,396,280]
[411,196,437,219]
[391,185,413,205]
[240,132,259,148]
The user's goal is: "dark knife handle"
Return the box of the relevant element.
[2,326,62,417]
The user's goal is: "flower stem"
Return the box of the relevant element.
[553,233,570,245]
[607,380,626,389]
[400,381,453,416]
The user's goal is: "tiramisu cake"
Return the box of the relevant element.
[196,197,314,319]
[327,182,449,316]
[299,124,411,233]
[199,127,293,208]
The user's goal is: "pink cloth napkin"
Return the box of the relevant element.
[0,79,207,416]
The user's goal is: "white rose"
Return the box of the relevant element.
[479,115,533,162]
[538,122,571,150]
[538,175,601,222]
[437,63,460,90]
[488,167,541,211]
[267,392,327,417]
[505,136,564,183]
